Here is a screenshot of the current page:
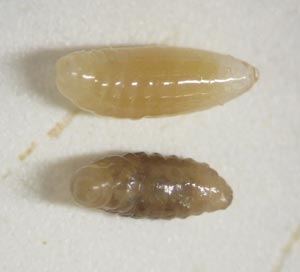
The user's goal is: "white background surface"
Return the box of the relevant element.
[0,1,300,271]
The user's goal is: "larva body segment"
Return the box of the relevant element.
[71,153,233,219]
[56,46,258,119]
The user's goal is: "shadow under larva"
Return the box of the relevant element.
[71,152,233,219]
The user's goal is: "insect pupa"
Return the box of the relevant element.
[56,46,258,119]
[71,153,233,219]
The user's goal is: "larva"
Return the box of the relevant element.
[71,153,233,219]
[56,46,258,119]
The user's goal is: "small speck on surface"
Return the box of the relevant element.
[18,142,37,161]
[47,110,78,138]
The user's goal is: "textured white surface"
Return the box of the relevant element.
[0,1,299,272]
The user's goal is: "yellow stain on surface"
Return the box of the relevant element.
[47,110,78,138]
[272,225,300,272]
[18,142,37,161]
[1,169,11,180]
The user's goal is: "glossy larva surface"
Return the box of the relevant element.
[56,46,258,119]
[71,153,233,219]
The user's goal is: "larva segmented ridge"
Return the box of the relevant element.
[56,46,258,119]
[71,153,233,219]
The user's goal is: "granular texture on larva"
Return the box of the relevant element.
[56,46,258,119]
[71,153,233,219]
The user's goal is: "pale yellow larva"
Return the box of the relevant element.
[71,153,233,219]
[56,46,258,119]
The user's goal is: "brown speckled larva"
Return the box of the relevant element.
[71,153,233,219]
